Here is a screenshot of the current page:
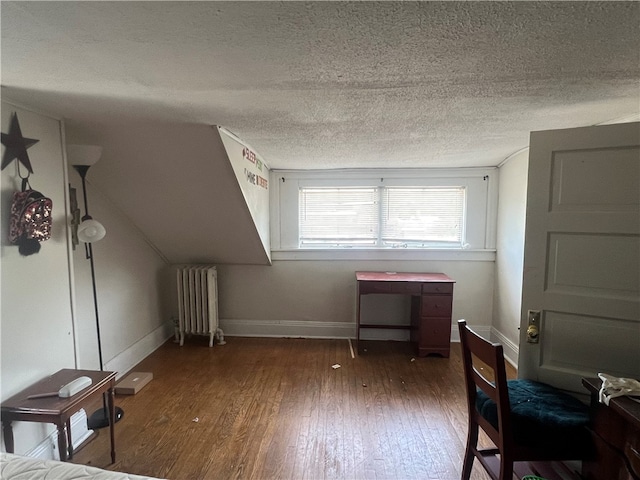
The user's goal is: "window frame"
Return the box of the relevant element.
[270,168,498,260]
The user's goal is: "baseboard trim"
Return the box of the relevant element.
[491,327,519,368]
[104,321,174,380]
[220,319,356,339]
[219,319,501,347]
[450,324,492,343]
[25,410,92,461]
[450,324,519,367]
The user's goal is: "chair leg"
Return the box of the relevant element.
[498,458,513,480]
[461,423,478,480]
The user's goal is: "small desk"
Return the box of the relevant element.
[581,377,640,479]
[356,271,455,357]
[1,369,117,463]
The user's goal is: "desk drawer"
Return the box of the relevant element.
[422,283,454,295]
[420,317,452,347]
[359,281,421,295]
[421,295,453,317]
[625,430,640,478]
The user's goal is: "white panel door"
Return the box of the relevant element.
[519,122,640,393]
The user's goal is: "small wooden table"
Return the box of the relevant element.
[1,369,117,463]
[356,271,455,357]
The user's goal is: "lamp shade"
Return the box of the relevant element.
[77,218,106,243]
[67,144,103,166]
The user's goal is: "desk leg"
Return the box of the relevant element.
[107,388,116,463]
[2,421,15,453]
[356,289,361,355]
[56,422,68,461]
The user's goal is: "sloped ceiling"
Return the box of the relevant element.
[1,2,639,264]
[70,123,272,265]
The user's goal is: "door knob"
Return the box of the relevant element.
[526,310,540,343]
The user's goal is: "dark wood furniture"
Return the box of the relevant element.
[458,320,591,480]
[582,377,640,480]
[1,369,117,463]
[355,271,454,357]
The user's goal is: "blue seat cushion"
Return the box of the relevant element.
[475,379,592,457]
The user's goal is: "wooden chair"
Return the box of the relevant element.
[458,320,592,480]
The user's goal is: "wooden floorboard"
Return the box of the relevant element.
[72,337,515,480]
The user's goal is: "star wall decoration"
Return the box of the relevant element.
[1,112,39,173]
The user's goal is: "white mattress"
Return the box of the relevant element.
[0,453,164,480]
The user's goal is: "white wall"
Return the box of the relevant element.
[217,258,495,339]
[1,101,174,457]
[492,149,529,364]
[68,174,174,373]
[1,102,76,454]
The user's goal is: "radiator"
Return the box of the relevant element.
[176,265,225,347]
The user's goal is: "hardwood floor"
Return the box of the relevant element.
[73,337,514,479]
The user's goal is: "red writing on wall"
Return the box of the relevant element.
[245,168,268,190]
[243,147,256,164]
[243,147,264,171]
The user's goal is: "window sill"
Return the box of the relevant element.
[270,248,496,262]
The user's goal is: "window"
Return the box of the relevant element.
[299,187,379,246]
[381,187,465,247]
[271,168,497,254]
[299,186,465,248]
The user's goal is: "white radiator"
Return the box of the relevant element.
[176,265,225,347]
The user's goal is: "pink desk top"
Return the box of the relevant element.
[355,271,455,283]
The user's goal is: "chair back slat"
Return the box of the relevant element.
[471,369,499,402]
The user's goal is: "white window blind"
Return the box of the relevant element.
[299,186,465,248]
[381,187,465,246]
[299,188,379,246]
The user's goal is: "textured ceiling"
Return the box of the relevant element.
[2,1,639,170]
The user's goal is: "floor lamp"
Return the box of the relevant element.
[69,145,124,430]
